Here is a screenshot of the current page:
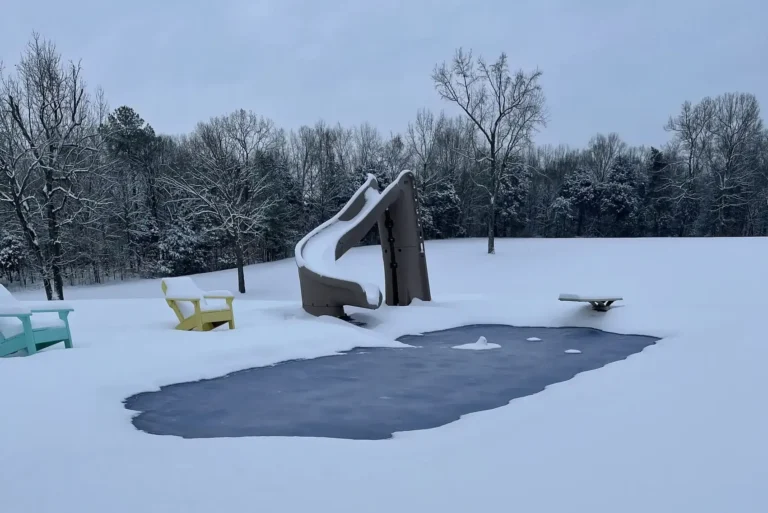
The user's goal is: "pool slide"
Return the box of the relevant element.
[295,170,431,317]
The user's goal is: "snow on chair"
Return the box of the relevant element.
[0,284,74,357]
[161,277,236,331]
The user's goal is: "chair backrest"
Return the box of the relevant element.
[161,277,203,300]
[0,284,15,302]
[0,285,28,341]
[0,284,27,313]
[160,277,204,321]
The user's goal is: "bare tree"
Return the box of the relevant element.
[744,129,768,235]
[665,98,714,179]
[288,125,317,232]
[381,133,410,183]
[432,48,546,253]
[584,133,626,182]
[654,100,715,231]
[286,122,354,233]
[223,109,277,165]
[353,122,382,174]
[0,34,105,299]
[161,114,278,294]
[706,93,763,234]
[407,108,446,190]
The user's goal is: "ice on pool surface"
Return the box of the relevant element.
[125,324,659,440]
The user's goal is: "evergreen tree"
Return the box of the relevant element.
[495,166,531,237]
[259,153,304,260]
[0,231,26,284]
[644,147,676,236]
[598,155,642,236]
[420,181,463,239]
[101,106,165,270]
[558,167,599,236]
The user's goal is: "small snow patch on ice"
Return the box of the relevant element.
[527,337,542,341]
[564,349,582,354]
[452,336,501,351]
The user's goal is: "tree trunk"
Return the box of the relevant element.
[487,194,496,254]
[11,189,54,299]
[40,267,54,300]
[144,167,160,222]
[234,239,246,294]
[45,173,65,300]
[93,261,101,284]
[52,256,64,299]
[487,158,497,254]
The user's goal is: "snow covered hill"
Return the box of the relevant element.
[2,237,767,513]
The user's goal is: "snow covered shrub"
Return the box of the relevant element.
[151,224,210,277]
[0,231,26,279]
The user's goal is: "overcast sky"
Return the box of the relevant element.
[1,0,766,148]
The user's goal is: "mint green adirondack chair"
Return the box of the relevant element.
[0,285,74,357]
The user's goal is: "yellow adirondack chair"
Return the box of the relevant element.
[161,277,235,331]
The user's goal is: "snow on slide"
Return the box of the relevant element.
[295,173,401,308]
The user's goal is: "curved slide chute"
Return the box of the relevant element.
[295,170,431,317]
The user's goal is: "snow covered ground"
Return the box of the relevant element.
[2,237,767,513]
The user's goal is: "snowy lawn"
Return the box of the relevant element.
[2,237,767,513]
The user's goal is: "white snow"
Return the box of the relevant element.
[0,315,65,339]
[0,302,31,315]
[2,237,768,513]
[527,337,542,341]
[0,284,31,314]
[559,293,622,300]
[161,276,205,300]
[0,284,69,338]
[452,335,501,350]
[204,289,235,298]
[564,349,582,354]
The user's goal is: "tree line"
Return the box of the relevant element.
[1,34,766,299]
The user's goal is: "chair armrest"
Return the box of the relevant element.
[204,290,234,299]
[165,296,202,302]
[30,308,74,313]
[0,312,32,319]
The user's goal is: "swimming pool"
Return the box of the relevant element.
[124,324,659,440]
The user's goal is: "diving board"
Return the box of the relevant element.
[559,293,622,312]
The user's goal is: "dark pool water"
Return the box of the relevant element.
[124,324,659,440]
